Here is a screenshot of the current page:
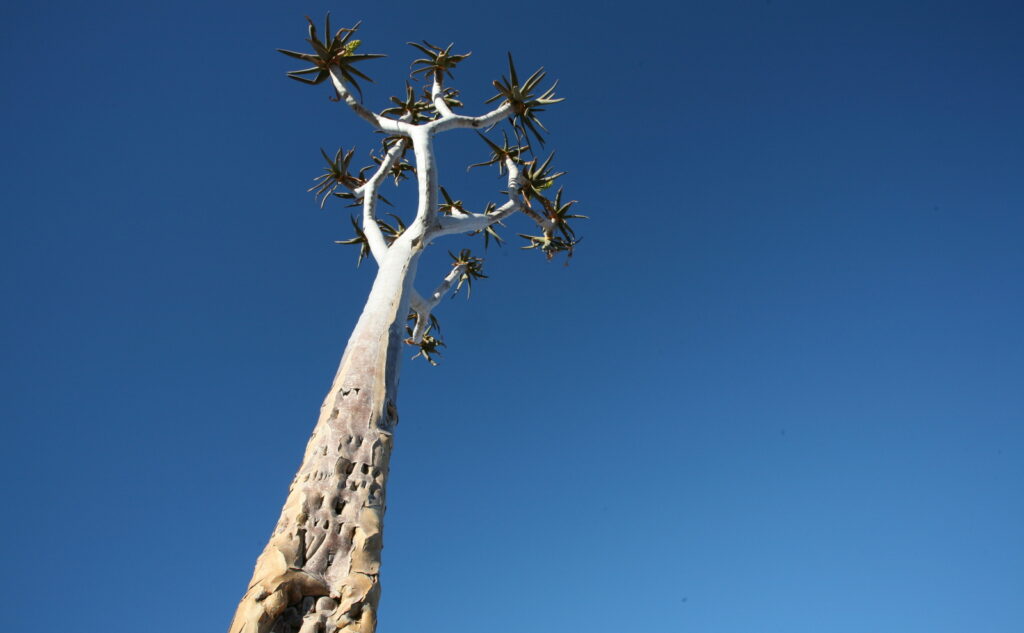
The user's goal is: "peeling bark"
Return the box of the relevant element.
[230,240,420,633]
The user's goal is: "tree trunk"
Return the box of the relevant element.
[230,239,421,633]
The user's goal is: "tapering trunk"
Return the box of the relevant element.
[230,239,421,633]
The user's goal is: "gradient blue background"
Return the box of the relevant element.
[2,1,1022,631]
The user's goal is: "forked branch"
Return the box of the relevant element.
[281,15,581,360]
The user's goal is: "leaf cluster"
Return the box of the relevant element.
[333,213,407,266]
[519,185,584,259]
[449,249,487,297]
[409,41,471,82]
[380,82,463,123]
[520,152,566,201]
[543,187,586,242]
[277,15,384,98]
[519,154,583,258]
[334,215,372,266]
[438,187,466,215]
[405,312,445,365]
[486,54,563,148]
[471,202,505,249]
[468,132,526,175]
[310,147,366,208]
[517,233,578,260]
[372,139,416,184]
[467,136,582,259]
[380,82,431,122]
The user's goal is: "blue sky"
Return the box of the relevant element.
[1,1,1022,632]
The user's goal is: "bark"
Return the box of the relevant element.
[229,238,422,633]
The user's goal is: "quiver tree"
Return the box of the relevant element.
[229,16,582,633]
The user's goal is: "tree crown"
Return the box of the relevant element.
[280,15,583,364]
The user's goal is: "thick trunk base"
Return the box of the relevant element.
[231,246,417,633]
[230,372,398,633]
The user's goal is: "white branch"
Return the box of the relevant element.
[408,264,466,344]
[430,159,530,238]
[432,200,517,237]
[408,316,429,346]
[427,101,513,134]
[519,197,554,234]
[408,290,428,314]
[354,138,409,265]
[329,68,410,136]
[410,127,438,227]
[427,264,466,308]
[430,77,455,119]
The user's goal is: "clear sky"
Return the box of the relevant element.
[1,1,1022,632]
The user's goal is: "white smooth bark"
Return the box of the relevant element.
[328,68,410,136]
[356,139,409,264]
[408,263,465,344]
[432,159,524,238]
